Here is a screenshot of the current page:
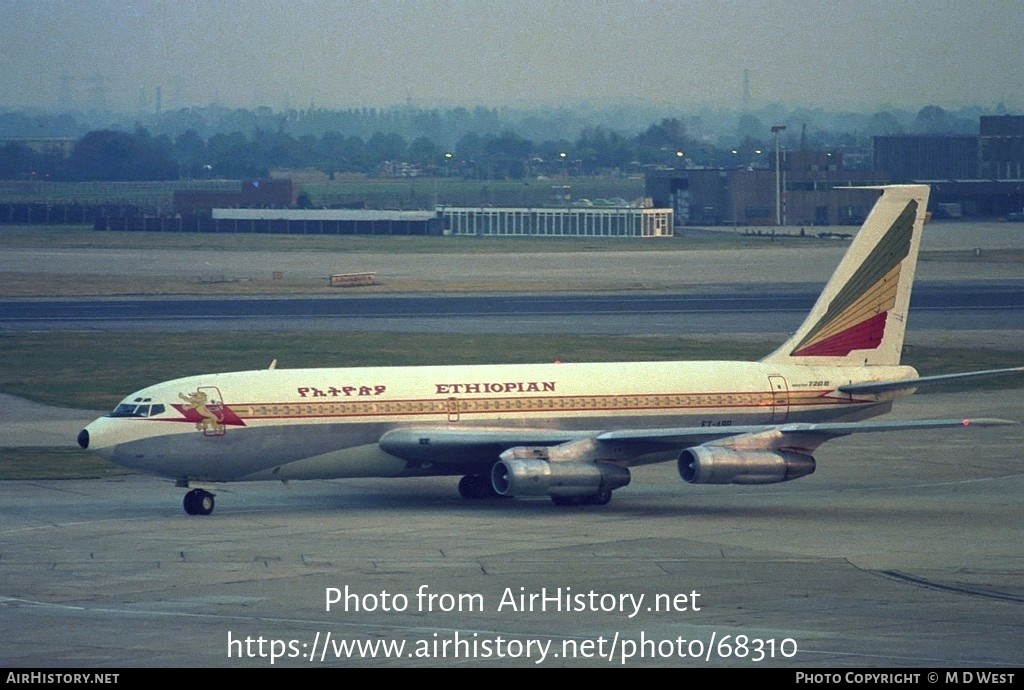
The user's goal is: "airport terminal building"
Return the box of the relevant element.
[441,205,672,237]
[199,205,674,237]
[647,115,1024,225]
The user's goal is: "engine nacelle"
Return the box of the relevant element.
[678,447,816,485]
[491,457,631,497]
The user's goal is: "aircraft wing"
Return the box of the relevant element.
[598,417,1017,454]
[379,417,1018,467]
[598,417,1018,442]
[378,427,598,465]
[378,425,768,468]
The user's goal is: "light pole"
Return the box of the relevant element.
[771,125,786,226]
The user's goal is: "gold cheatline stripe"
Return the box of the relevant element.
[229,390,848,420]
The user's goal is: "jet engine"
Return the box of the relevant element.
[678,447,816,485]
[491,457,631,498]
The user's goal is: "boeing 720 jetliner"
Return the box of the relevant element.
[77,185,1022,514]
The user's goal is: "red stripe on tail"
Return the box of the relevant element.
[792,312,888,357]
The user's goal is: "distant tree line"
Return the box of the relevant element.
[0,118,701,181]
[0,102,997,182]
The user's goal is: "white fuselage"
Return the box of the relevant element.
[81,359,916,483]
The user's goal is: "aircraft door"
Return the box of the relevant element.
[446,397,460,423]
[768,375,789,423]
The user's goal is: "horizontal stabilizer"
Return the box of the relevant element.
[839,366,1024,395]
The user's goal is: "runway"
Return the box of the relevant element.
[3,281,1023,334]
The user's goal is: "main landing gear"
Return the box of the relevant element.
[458,473,614,505]
[458,474,499,499]
[183,488,215,515]
[550,489,613,506]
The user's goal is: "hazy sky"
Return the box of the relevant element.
[3,0,1022,112]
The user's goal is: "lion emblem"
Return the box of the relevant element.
[179,390,224,433]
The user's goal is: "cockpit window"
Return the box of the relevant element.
[109,397,163,418]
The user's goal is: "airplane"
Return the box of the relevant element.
[76,184,1022,515]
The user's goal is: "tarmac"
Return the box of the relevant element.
[1,390,1022,668]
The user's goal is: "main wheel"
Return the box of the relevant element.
[551,491,613,506]
[183,489,215,515]
[458,474,495,499]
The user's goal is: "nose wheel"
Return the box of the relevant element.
[183,489,215,515]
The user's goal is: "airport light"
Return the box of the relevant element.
[771,125,787,226]
[444,152,453,177]
[559,152,567,178]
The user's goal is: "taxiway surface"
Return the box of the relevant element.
[2,389,1022,668]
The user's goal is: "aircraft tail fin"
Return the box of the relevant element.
[761,184,930,367]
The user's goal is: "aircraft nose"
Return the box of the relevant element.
[76,418,127,464]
